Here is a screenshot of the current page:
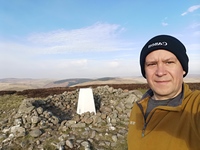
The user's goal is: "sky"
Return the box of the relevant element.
[0,0,200,79]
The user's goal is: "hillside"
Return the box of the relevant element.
[0,77,145,91]
[0,75,199,91]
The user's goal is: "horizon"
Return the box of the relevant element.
[0,73,200,81]
[0,1,200,79]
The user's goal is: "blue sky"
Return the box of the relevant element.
[0,0,200,79]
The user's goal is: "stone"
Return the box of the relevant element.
[31,116,41,124]
[81,141,90,148]
[71,123,86,128]
[36,107,44,114]
[85,118,93,124]
[10,126,26,137]
[126,94,138,104]
[112,135,118,142]
[14,118,23,126]
[29,129,42,138]
[0,134,6,140]
[66,139,73,148]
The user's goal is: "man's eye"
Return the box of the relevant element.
[147,63,155,66]
[166,61,174,64]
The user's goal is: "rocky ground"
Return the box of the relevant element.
[0,83,199,150]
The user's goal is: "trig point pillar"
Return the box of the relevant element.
[77,88,96,115]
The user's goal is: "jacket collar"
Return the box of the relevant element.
[139,83,185,107]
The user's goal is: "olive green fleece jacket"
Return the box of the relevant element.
[127,83,200,150]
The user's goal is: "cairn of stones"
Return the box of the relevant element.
[0,85,142,150]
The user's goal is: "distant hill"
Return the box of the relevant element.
[0,75,199,91]
[0,78,54,91]
[0,77,123,91]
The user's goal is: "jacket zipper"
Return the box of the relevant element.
[137,101,156,137]
[137,102,148,137]
[142,122,147,137]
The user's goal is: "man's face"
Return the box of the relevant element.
[145,50,185,100]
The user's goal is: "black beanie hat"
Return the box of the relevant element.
[140,35,189,78]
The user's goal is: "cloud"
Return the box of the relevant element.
[0,57,138,78]
[26,22,132,54]
[1,22,199,79]
[187,23,200,37]
[162,22,168,27]
[189,23,200,29]
[192,30,200,37]
[109,61,119,68]
[186,43,200,51]
[70,59,88,68]
[181,5,200,16]
[161,17,168,27]
[0,22,139,78]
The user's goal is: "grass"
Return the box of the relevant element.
[43,137,60,150]
[0,94,26,120]
[138,88,147,94]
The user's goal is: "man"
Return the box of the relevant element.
[128,35,200,150]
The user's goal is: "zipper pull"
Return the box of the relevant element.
[142,129,145,137]
[142,123,147,137]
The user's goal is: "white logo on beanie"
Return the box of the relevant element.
[148,41,167,49]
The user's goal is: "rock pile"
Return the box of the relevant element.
[0,85,143,150]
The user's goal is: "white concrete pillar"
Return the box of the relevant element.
[77,88,96,115]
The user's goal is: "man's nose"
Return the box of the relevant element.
[155,64,166,76]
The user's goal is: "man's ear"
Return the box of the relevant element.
[183,71,186,75]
